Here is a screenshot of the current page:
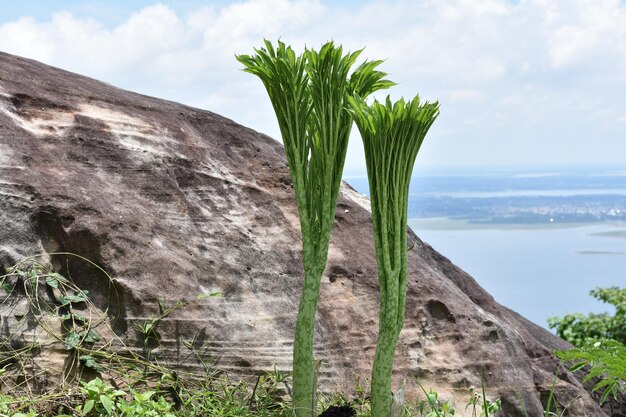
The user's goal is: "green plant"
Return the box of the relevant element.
[556,338,626,404]
[544,369,563,417]
[182,331,221,380]
[117,389,177,417]
[0,394,35,417]
[135,297,183,363]
[548,286,626,346]
[1,256,295,417]
[78,377,125,416]
[549,287,625,409]
[242,369,290,417]
[415,385,456,417]
[236,40,393,417]
[464,376,501,417]
[349,95,439,416]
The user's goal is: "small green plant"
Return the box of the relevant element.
[117,389,177,417]
[136,297,183,362]
[465,383,501,417]
[350,95,439,416]
[413,374,501,417]
[0,394,37,417]
[78,377,125,416]
[416,388,456,417]
[237,40,393,417]
[182,331,221,380]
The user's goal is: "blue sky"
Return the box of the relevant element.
[1,0,626,175]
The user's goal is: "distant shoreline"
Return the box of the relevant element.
[408,217,626,233]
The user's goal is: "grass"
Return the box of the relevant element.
[1,255,620,416]
[0,375,507,417]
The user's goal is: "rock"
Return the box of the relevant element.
[0,51,614,416]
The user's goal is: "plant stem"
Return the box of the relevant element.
[371,314,402,416]
[292,265,323,416]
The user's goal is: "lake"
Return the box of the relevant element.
[345,169,626,329]
[408,219,626,328]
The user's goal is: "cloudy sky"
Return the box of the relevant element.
[1,0,625,175]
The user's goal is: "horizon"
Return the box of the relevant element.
[344,164,626,182]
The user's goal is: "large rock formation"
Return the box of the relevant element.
[0,52,614,416]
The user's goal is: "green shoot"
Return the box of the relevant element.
[237,40,393,417]
[350,95,439,416]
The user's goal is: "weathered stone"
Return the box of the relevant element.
[0,52,616,416]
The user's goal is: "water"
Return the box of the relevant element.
[345,169,626,329]
[408,220,626,328]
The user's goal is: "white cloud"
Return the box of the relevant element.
[446,89,487,103]
[0,0,625,171]
[546,0,626,70]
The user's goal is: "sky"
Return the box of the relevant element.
[1,0,626,176]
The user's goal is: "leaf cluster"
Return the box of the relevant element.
[237,40,394,260]
[556,339,626,404]
[349,95,439,331]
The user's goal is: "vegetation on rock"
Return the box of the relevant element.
[0,245,622,416]
[548,286,626,346]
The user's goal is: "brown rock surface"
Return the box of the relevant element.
[0,52,613,416]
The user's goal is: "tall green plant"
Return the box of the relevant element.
[349,95,439,416]
[236,40,393,417]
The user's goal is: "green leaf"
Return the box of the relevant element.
[1,280,13,294]
[197,291,222,299]
[49,271,68,284]
[60,312,88,324]
[84,330,100,344]
[59,292,88,306]
[45,276,59,288]
[64,332,81,350]
[134,390,156,402]
[79,355,104,372]
[568,361,588,372]
[82,399,95,414]
[100,394,113,414]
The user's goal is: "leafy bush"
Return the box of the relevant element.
[548,287,626,346]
